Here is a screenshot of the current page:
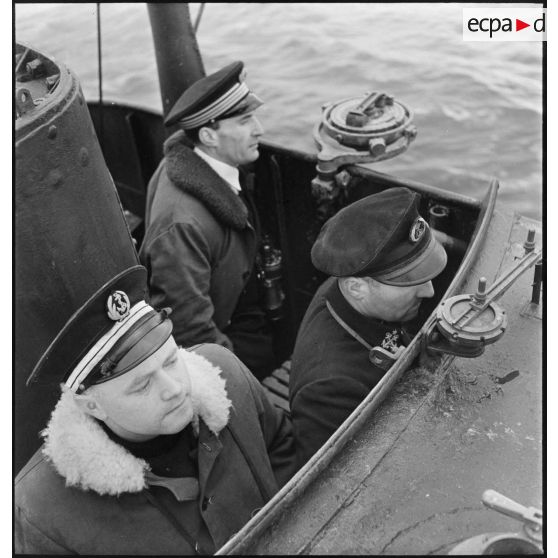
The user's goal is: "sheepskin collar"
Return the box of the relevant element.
[164,131,249,230]
[41,348,231,496]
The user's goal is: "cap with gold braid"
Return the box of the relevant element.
[165,61,263,129]
[27,266,173,393]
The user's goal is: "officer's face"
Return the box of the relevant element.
[87,337,193,442]
[362,278,435,322]
[212,110,264,166]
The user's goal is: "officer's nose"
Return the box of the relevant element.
[160,372,183,401]
[252,116,264,137]
[418,280,435,299]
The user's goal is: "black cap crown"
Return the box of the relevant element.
[27,266,173,393]
[165,61,263,128]
[311,187,447,286]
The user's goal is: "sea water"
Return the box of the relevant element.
[15,2,543,219]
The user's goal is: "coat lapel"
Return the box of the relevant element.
[196,421,224,496]
[164,131,249,231]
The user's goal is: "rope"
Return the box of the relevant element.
[96,3,104,152]
[194,3,206,33]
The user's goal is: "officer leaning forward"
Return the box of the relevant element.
[140,61,278,380]
[289,187,448,468]
[14,266,296,555]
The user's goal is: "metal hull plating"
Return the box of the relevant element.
[217,207,542,555]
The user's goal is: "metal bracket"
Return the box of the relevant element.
[425,230,541,359]
[482,489,543,543]
[15,88,35,117]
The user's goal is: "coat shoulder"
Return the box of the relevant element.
[16,450,93,538]
[189,343,255,394]
[148,172,220,230]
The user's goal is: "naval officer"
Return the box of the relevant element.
[140,61,277,380]
[289,187,448,467]
[15,265,296,555]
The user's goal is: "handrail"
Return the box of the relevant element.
[217,179,499,554]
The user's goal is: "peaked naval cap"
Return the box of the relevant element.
[164,60,263,128]
[311,187,447,286]
[27,266,173,393]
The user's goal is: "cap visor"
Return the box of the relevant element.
[109,318,174,378]
[372,234,447,286]
[242,91,264,112]
[220,91,263,120]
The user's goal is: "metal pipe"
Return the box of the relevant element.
[428,203,450,233]
[432,229,467,255]
[147,3,205,124]
[15,47,30,74]
[455,249,542,330]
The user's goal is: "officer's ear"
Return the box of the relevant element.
[342,277,369,300]
[73,390,108,421]
[198,125,219,148]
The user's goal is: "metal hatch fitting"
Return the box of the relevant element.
[15,44,61,120]
[312,90,417,202]
[425,229,542,358]
[450,490,543,554]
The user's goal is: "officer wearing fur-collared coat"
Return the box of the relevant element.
[15,267,296,555]
[140,61,275,379]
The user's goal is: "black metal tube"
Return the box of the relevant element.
[531,261,542,305]
[147,3,205,123]
[428,203,450,233]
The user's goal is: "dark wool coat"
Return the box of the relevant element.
[15,344,296,555]
[139,131,258,354]
[289,278,408,468]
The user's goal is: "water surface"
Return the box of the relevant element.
[15,2,544,219]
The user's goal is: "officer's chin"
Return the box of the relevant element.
[402,305,421,322]
[245,148,260,163]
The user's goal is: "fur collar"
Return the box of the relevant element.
[41,349,231,496]
[164,131,249,230]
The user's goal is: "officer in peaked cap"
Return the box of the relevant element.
[15,265,296,554]
[310,187,447,285]
[289,187,447,468]
[164,61,263,128]
[25,266,172,393]
[140,61,279,381]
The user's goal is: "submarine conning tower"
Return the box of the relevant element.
[15,43,139,472]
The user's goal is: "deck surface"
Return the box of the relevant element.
[226,209,542,554]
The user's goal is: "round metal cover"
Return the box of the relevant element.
[436,294,507,347]
[322,95,413,149]
[450,533,541,555]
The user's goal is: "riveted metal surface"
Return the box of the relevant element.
[15,44,139,472]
